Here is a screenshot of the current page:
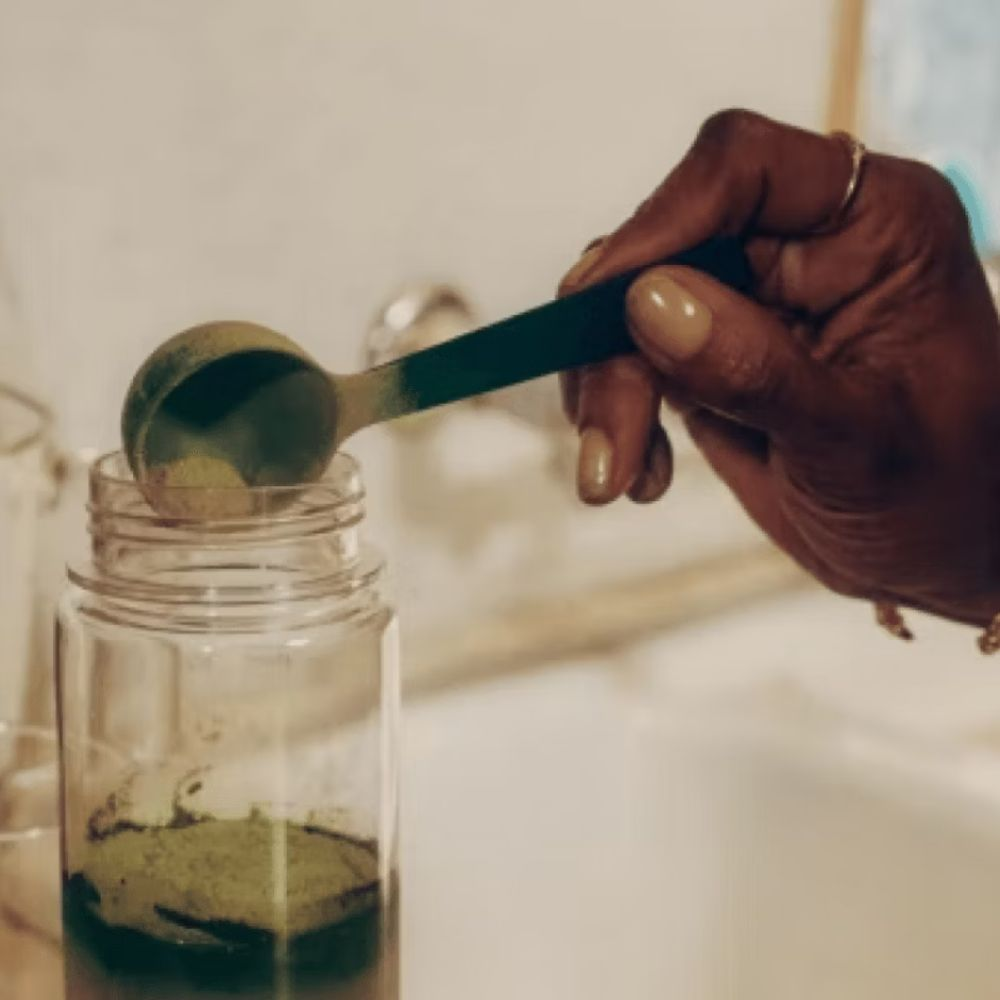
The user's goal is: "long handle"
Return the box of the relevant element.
[359,237,752,424]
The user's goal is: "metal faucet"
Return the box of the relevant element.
[362,281,576,581]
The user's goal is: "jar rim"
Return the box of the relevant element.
[92,449,364,514]
[88,450,365,533]
[71,451,381,614]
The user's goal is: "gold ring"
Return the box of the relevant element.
[827,130,867,230]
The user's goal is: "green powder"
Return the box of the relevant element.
[63,815,396,999]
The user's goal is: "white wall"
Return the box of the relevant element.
[0,0,835,451]
[0,2,838,650]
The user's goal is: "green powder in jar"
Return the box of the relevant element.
[63,814,396,999]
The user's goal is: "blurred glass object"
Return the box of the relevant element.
[365,282,567,436]
[0,384,53,728]
[363,281,588,642]
[0,238,69,733]
[0,236,37,395]
[0,722,63,997]
[864,0,1000,253]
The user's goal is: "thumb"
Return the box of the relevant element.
[625,266,849,443]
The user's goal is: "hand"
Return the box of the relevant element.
[558,110,1000,627]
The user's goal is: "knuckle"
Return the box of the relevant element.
[882,158,973,252]
[909,159,960,203]
[576,361,612,395]
[583,354,656,392]
[697,108,762,147]
[607,353,658,383]
[913,162,969,226]
[715,347,782,417]
[576,357,659,422]
[691,110,772,231]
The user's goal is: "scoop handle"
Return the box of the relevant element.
[362,237,752,423]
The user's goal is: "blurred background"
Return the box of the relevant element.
[2,0,1000,996]
[0,0,839,684]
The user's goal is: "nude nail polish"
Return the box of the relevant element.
[577,427,614,503]
[625,270,712,362]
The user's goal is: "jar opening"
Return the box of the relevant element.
[68,452,380,614]
[89,451,364,530]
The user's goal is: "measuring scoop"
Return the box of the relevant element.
[122,238,751,500]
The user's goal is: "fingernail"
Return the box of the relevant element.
[632,435,671,503]
[561,244,605,293]
[630,470,660,504]
[577,427,615,503]
[626,271,712,362]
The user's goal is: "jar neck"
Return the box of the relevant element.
[71,452,381,607]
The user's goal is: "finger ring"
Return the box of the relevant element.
[825,131,868,231]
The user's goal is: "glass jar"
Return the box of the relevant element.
[56,452,399,1000]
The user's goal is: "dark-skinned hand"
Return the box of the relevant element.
[559,110,1000,629]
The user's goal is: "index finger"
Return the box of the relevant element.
[560,110,861,294]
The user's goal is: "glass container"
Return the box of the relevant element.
[0,721,63,998]
[0,384,52,731]
[56,453,399,1000]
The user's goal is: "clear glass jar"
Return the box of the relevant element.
[56,452,399,1000]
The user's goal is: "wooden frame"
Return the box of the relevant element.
[827,0,867,133]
